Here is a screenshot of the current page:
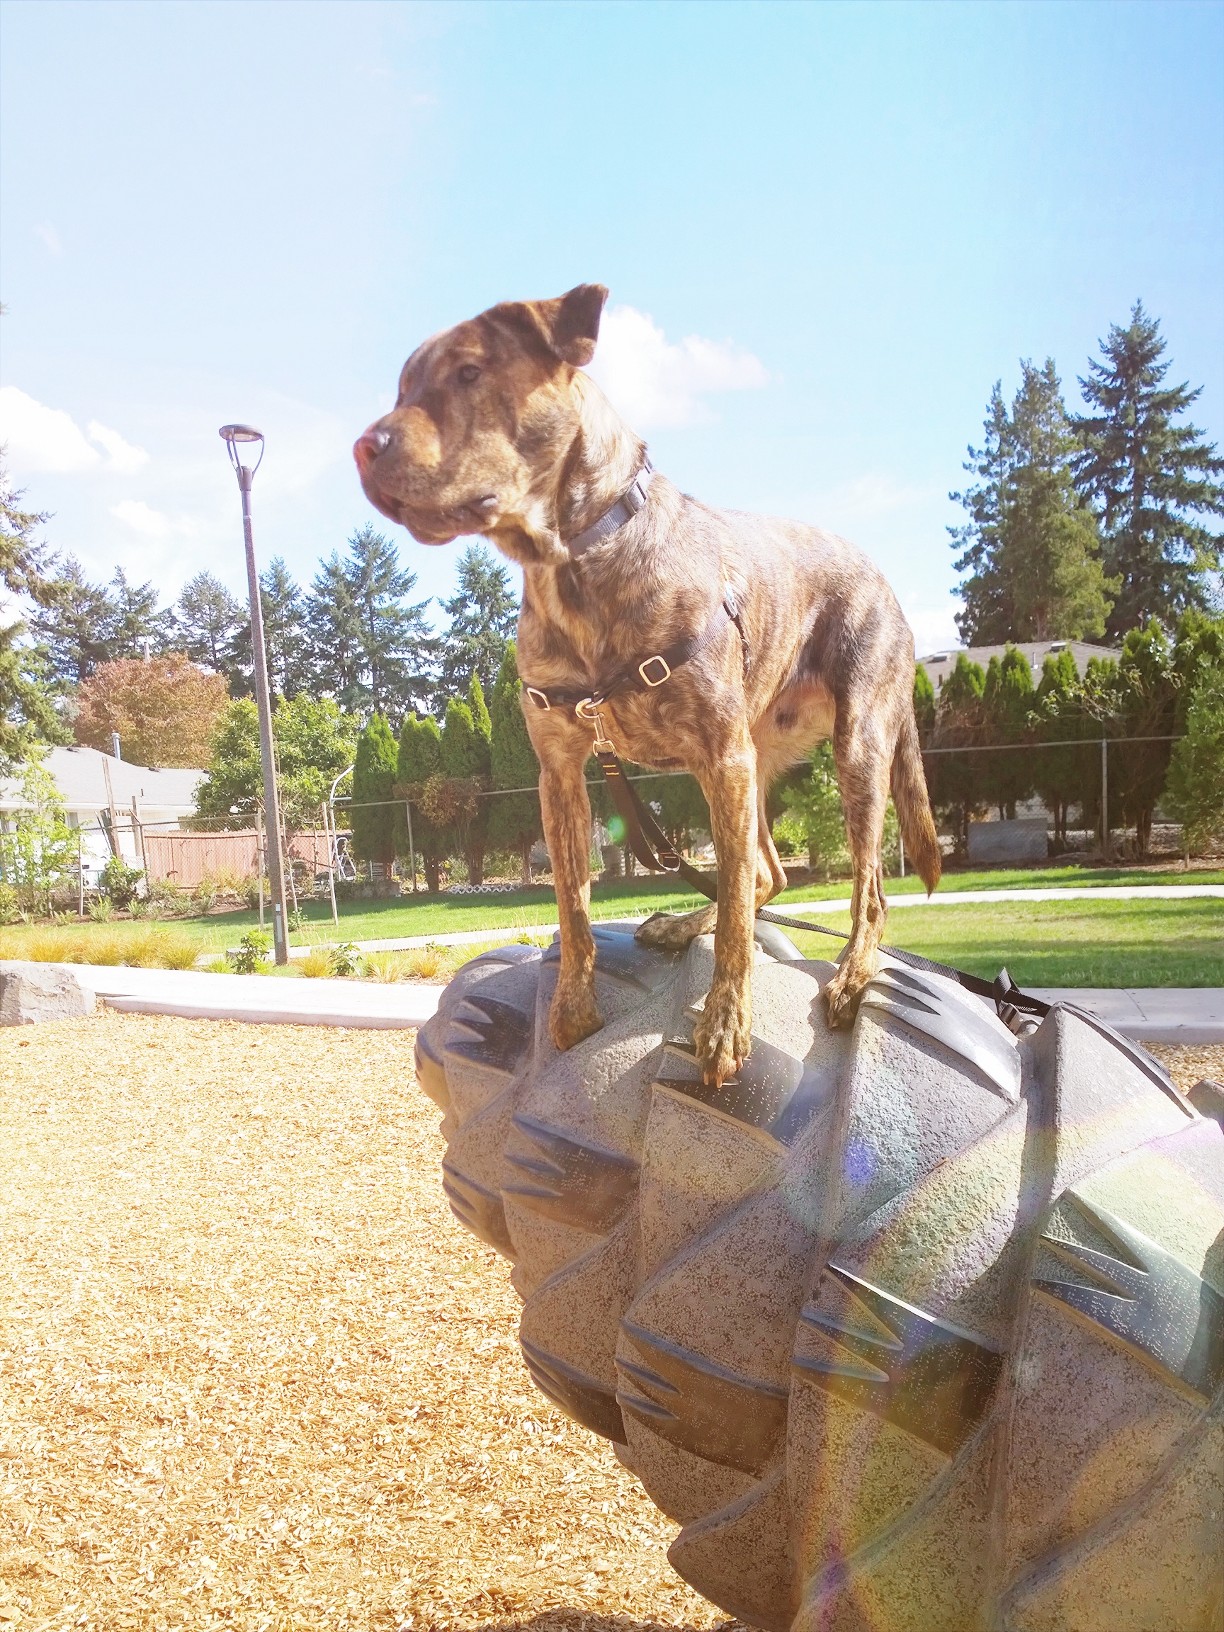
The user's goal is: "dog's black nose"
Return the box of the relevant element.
[354,426,391,471]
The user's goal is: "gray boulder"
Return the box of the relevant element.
[414,923,1224,1632]
[0,960,97,1026]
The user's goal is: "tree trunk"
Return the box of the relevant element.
[520,841,532,888]
[465,845,485,887]
[425,857,441,893]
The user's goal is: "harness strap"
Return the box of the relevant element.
[525,592,743,714]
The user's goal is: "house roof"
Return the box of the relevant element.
[0,745,204,815]
[916,640,1118,691]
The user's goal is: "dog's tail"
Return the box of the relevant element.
[891,709,942,894]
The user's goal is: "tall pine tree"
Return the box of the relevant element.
[1072,303,1224,637]
[175,571,243,675]
[0,459,65,768]
[952,362,1113,643]
[308,525,435,716]
[435,543,518,705]
[230,557,312,701]
[32,556,117,682]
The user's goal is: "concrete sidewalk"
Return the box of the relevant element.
[79,965,445,1029]
[68,963,1223,1044]
[284,881,1224,956]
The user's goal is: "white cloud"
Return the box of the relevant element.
[587,304,770,430]
[34,222,62,257]
[86,420,150,474]
[0,386,150,475]
[110,499,204,541]
[110,500,171,539]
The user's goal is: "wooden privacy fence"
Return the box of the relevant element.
[141,829,333,888]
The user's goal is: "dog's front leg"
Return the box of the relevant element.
[539,750,603,1052]
[694,735,757,1087]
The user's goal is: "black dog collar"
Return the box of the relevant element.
[564,460,654,557]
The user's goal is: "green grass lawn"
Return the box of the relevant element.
[0,863,1220,983]
[779,897,1224,989]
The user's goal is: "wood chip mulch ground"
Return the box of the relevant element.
[2,1016,1219,1631]
[1,1012,742,1632]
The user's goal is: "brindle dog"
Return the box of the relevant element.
[354,284,941,1087]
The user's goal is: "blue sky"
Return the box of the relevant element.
[2,0,1221,656]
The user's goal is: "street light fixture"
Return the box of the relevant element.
[219,423,290,966]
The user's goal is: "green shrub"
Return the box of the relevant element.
[231,930,271,974]
[329,941,363,977]
[0,882,19,925]
[87,896,114,923]
[99,855,144,910]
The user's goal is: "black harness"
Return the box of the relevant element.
[521,461,1050,1035]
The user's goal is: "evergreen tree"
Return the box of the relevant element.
[913,663,936,738]
[0,634,65,771]
[308,524,435,717]
[394,713,445,891]
[350,712,398,865]
[104,567,171,658]
[306,550,363,706]
[1032,648,1097,848]
[259,558,313,700]
[175,571,243,675]
[435,543,518,704]
[927,652,988,850]
[981,646,1035,818]
[30,556,114,682]
[0,460,65,768]
[952,362,1113,643]
[1165,667,1224,855]
[0,457,53,599]
[1073,303,1224,636]
[230,557,312,701]
[949,383,1012,642]
[437,689,492,884]
[488,642,542,885]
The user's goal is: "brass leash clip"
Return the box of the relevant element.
[575,696,616,755]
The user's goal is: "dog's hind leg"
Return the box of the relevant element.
[824,709,891,1029]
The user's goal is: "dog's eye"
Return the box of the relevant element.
[457,364,481,385]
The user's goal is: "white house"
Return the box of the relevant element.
[0,745,204,883]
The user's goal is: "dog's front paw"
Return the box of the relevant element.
[824,961,872,1029]
[549,980,604,1053]
[693,983,752,1087]
[635,903,718,952]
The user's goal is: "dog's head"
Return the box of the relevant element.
[354,284,609,558]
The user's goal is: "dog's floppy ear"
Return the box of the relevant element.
[534,284,608,366]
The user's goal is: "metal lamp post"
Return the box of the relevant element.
[219,423,290,966]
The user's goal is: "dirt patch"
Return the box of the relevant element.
[0,1012,735,1631]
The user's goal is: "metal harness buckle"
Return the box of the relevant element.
[525,686,551,711]
[638,654,671,687]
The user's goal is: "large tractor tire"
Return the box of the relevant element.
[413,923,1224,1632]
